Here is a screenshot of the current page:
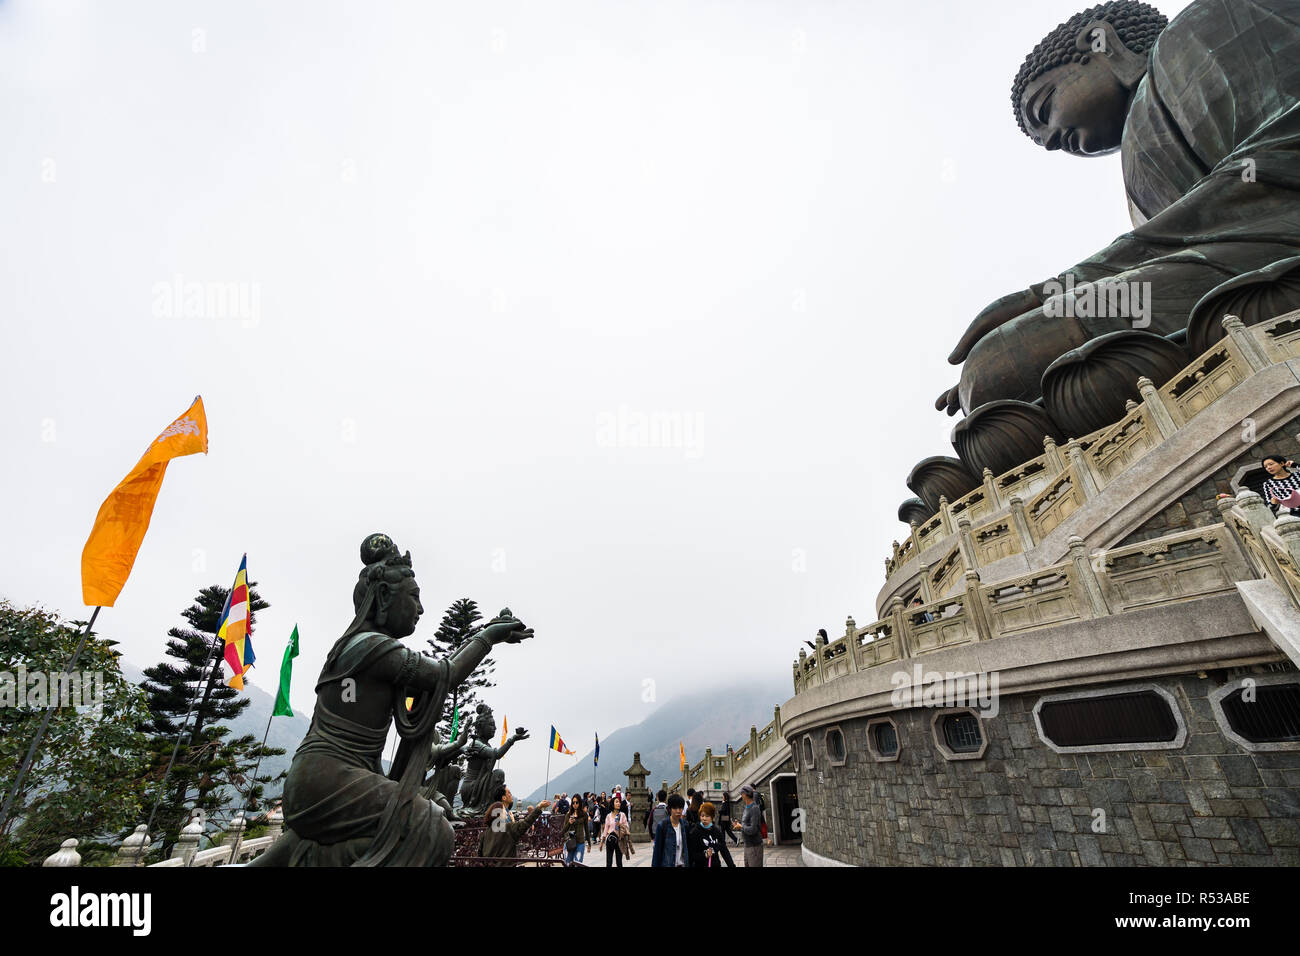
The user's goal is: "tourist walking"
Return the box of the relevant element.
[563,800,588,865]
[735,784,764,867]
[601,794,629,868]
[687,801,735,868]
[650,793,689,868]
[686,790,703,826]
[648,789,669,839]
[1262,456,1300,513]
[587,792,599,849]
[719,791,739,844]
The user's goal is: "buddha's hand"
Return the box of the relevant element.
[948,287,1042,364]
[934,384,961,417]
[480,609,534,646]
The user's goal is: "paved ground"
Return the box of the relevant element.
[575,840,802,868]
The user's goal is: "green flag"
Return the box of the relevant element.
[272,625,300,717]
[449,705,459,738]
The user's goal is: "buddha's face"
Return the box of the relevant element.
[386,578,424,638]
[479,712,496,739]
[1019,58,1131,156]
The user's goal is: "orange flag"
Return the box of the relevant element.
[81,397,208,606]
[679,742,687,771]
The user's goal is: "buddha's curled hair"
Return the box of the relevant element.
[1011,1,1169,137]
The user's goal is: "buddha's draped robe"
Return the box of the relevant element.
[961,0,1300,409]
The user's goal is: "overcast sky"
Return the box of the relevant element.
[1,0,1194,796]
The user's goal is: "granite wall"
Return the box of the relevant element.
[795,668,1300,866]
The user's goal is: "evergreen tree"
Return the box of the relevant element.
[138,582,285,852]
[425,598,494,736]
[0,601,153,866]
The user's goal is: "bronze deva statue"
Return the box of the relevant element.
[421,722,470,822]
[250,533,533,866]
[936,0,1300,418]
[456,703,528,816]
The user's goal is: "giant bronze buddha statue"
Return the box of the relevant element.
[905,0,1300,505]
[936,0,1300,420]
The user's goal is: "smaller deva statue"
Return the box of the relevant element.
[457,702,529,817]
[421,723,470,821]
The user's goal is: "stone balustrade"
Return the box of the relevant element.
[667,704,786,797]
[882,310,1300,589]
[43,807,284,868]
[796,521,1251,694]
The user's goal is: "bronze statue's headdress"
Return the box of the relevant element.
[329,532,417,661]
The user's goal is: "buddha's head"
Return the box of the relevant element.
[1012,1,1168,156]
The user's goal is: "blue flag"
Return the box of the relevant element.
[594,732,600,766]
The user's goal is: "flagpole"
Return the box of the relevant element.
[224,710,274,865]
[0,606,102,836]
[139,630,226,864]
[544,744,552,809]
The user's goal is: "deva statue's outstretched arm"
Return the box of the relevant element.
[447,608,534,690]
[493,724,530,760]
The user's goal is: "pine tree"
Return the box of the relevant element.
[425,598,494,736]
[138,582,284,852]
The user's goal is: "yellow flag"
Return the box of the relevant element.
[679,742,687,771]
[500,716,508,747]
[81,397,208,606]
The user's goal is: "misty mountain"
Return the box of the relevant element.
[521,677,789,804]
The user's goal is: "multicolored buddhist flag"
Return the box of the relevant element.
[272,625,299,717]
[593,732,599,766]
[549,726,574,755]
[81,396,208,606]
[217,555,255,690]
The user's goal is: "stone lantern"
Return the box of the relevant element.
[623,752,651,843]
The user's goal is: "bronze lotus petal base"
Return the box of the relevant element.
[906,456,979,514]
[1041,329,1187,439]
[951,400,1062,478]
[1187,256,1300,357]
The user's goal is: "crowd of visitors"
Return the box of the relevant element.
[514,782,769,867]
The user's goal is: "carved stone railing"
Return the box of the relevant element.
[881,312,1292,596]
[45,808,282,868]
[1099,523,1244,613]
[669,705,788,798]
[801,519,1259,694]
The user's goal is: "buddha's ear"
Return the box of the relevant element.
[1073,19,1119,57]
[1074,19,1147,87]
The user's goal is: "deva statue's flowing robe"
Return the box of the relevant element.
[962,0,1300,409]
[252,631,456,867]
